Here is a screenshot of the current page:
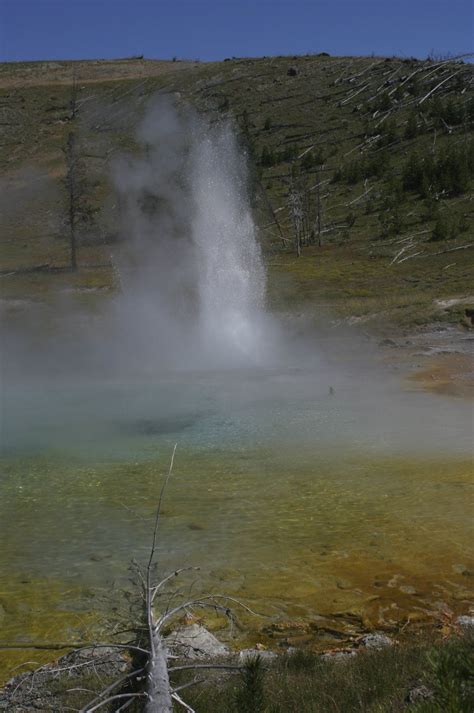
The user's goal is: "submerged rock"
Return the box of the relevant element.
[165,623,230,659]
[452,563,473,577]
[399,585,417,595]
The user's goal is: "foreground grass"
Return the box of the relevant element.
[183,636,474,713]
[22,633,472,712]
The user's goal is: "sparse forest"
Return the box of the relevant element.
[0,52,473,330]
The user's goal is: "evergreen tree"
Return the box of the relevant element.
[405,112,418,139]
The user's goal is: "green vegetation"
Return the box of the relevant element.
[181,636,474,712]
[0,53,473,332]
[235,655,266,713]
[15,634,472,712]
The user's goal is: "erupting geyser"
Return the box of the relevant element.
[111,97,271,371]
[191,126,266,361]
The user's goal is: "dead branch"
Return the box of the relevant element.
[419,69,463,104]
[395,241,474,264]
[172,692,196,712]
[86,692,145,712]
[394,229,430,244]
[151,567,200,604]
[346,185,373,207]
[390,243,417,265]
[157,593,261,630]
[340,83,369,105]
[346,60,383,82]
[78,668,144,712]
[0,642,148,654]
[428,242,474,257]
[334,60,354,84]
[171,678,205,694]
[169,663,241,672]
[397,250,424,263]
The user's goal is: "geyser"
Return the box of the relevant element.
[109,97,270,372]
[2,96,472,460]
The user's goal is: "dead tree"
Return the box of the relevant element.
[1,446,258,712]
[79,445,252,712]
[70,66,78,120]
[65,131,78,271]
[288,187,303,257]
[315,169,322,247]
[142,445,175,712]
[64,68,80,271]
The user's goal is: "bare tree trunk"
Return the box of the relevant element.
[145,624,173,713]
[66,67,78,271]
[66,132,78,271]
[316,170,322,247]
[296,230,301,257]
[256,176,287,248]
[144,445,176,712]
[70,66,78,120]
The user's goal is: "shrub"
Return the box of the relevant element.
[234,655,266,713]
[403,147,471,198]
[405,112,419,139]
[301,148,324,171]
[260,145,276,167]
[345,211,357,227]
[378,116,398,146]
[414,637,474,712]
[376,91,392,112]
[402,152,425,192]
[430,213,456,242]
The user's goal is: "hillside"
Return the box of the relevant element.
[1,54,473,333]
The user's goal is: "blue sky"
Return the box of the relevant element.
[0,0,472,63]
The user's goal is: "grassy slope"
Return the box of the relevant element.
[0,54,473,333]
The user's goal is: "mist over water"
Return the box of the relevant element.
[1,97,472,458]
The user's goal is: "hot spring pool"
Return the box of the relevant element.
[1,366,472,680]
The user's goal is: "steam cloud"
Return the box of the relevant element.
[108,97,271,373]
[1,97,471,459]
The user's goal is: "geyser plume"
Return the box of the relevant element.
[110,97,269,371]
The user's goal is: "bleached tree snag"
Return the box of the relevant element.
[145,628,172,712]
[144,443,177,713]
[316,171,322,247]
[65,131,78,271]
